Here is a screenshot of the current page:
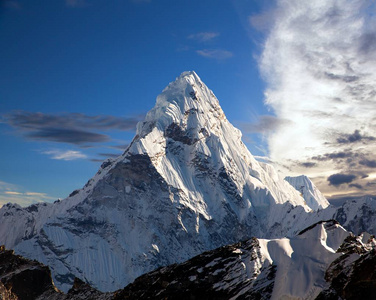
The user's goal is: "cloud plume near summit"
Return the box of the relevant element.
[257,0,376,198]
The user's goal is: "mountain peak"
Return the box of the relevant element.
[137,71,224,136]
[162,70,202,93]
[285,175,330,210]
[132,71,230,155]
[167,70,201,88]
[0,71,317,292]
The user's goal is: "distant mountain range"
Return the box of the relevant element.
[1,71,375,299]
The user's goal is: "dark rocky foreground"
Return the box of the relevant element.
[113,238,275,300]
[0,246,112,300]
[1,230,376,300]
[0,241,270,300]
[316,235,376,300]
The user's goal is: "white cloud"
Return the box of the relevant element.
[188,32,220,42]
[249,9,276,32]
[0,180,56,207]
[257,0,376,197]
[240,115,292,134]
[196,49,233,60]
[42,149,88,161]
[5,191,22,195]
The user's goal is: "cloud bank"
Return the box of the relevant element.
[257,0,376,198]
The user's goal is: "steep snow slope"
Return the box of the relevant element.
[0,71,325,292]
[285,175,330,210]
[265,221,348,299]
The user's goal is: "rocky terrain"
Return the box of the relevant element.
[0,245,111,300]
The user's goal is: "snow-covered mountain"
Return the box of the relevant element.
[285,175,330,210]
[332,196,376,234]
[284,177,376,237]
[0,71,326,292]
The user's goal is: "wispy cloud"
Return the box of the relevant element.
[184,31,231,60]
[299,162,317,168]
[42,149,88,161]
[312,151,356,162]
[349,183,363,189]
[188,32,220,43]
[240,115,292,134]
[249,9,276,32]
[98,152,121,158]
[336,130,375,144]
[2,0,21,9]
[4,191,22,195]
[0,180,56,207]
[110,143,129,150]
[2,111,142,147]
[359,159,376,168]
[256,0,376,197]
[30,128,109,145]
[131,0,151,3]
[66,0,87,8]
[196,49,233,60]
[90,159,104,162]
[3,111,141,131]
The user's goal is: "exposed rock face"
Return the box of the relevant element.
[333,196,376,234]
[316,233,376,300]
[0,246,112,300]
[60,278,113,300]
[0,245,58,300]
[0,282,18,300]
[114,238,275,300]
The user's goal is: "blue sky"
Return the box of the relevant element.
[1,0,376,206]
[0,0,271,205]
